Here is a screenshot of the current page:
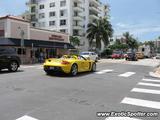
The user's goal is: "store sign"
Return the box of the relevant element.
[0,30,4,37]
[49,34,64,41]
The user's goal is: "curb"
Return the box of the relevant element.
[149,72,160,78]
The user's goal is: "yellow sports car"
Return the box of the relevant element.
[43,55,96,76]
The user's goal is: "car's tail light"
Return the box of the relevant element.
[61,60,70,65]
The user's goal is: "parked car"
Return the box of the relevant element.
[43,55,96,76]
[125,52,137,61]
[136,52,144,59]
[0,47,21,72]
[80,51,98,62]
[111,51,124,59]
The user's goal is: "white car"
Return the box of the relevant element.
[80,51,98,61]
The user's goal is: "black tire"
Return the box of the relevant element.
[70,64,78,76]
[8,61,18,72]
[91,63,96,72]
[45,70,52,75]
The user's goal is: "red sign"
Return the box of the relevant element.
[49,34,64,41]
[0,30,4,37]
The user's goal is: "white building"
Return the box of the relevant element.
[26,0,108,51]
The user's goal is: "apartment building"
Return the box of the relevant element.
[26,0,108,51]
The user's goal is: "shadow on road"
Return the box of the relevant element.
[45,71,94,78]
[0,70,24,74]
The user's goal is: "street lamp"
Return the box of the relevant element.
[18,27,25,64]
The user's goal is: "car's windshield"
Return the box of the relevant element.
[113,51,122,54]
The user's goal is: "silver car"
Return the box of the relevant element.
[80,51,98,62]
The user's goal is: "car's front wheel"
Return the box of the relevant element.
[70,64,78,76]
[8,61,18,72]
[91,63,96,72]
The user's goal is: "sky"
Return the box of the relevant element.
[0,0,160,42]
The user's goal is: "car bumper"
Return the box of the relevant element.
[43,65,71,74]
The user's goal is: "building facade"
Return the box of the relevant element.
[26,0,108,51]
[0,15,73,64]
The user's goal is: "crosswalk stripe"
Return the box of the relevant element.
[105,117,141,120]
[118,72,135,77]
[142,78,160,83]
[131,88,160,94]
[121,97,160,109]
[95,69,113,74]
[138,82,160,87]
[16,115,38,120]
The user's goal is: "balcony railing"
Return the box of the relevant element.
[26,0,38,6]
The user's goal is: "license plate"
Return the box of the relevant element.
[49,67,55,70]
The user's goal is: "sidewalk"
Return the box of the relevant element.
[149,66,160,78]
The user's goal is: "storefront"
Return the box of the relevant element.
[0,16,74,64]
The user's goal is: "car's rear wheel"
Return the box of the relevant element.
[91,63,96,72]
[70,64,78,76]
[8,61,18,72]
[45,70,52,75]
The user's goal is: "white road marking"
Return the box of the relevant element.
[119,72,135,77]
[95,69,113,74]
[16,115,38,120]
[121,97,160,109]
[105,117,141,120]
[131,88,160,94]
[138,82,160,87]
[142,78,160,83]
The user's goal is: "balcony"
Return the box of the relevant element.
[73,5,83,12]
[89,13,99,20]
[73,0,82,3]
[89,4,100,13]
[89,0,100,6]
[73,15,83,21]
[73,25,83,30]
[26,0,38,6]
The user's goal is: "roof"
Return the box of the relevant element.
[0,15,29,23]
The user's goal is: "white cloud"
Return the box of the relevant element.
[114,22,160,38]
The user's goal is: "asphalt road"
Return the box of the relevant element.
[0,61,160,120]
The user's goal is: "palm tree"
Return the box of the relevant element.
[69,36,80,47]
[123,32,138,51]
[87,17,113,52]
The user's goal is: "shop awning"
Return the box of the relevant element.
[0,38,75,49]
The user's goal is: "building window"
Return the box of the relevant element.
[49,11,56,17]
[60,10,67,17]
[50,2,55,7]
[49,21,55,26]
[39,4,44,9]
[60,19,66,26]
[74,11,78,16]
[32,23,36,27]
[73,30,79,36]
[31,6,36,13]
[39,13,45,19]
[60,0,66,7]
[31,15,36,21]
[74,2,78,7]
[60,29,66,33]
